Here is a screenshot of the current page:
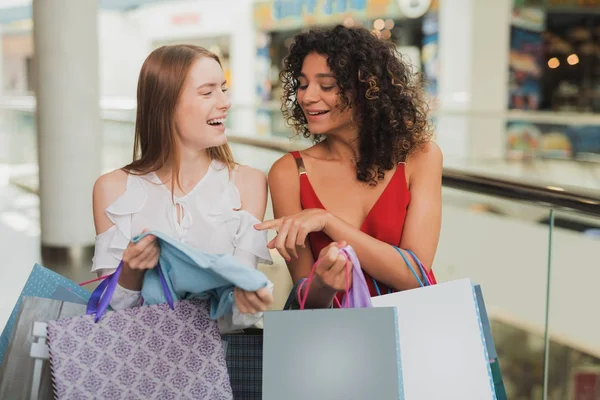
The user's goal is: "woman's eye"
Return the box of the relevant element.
[201,92,212,96]
[298,85,307,90]
[322,86,335,91]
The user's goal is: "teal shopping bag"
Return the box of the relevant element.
[0,264,91,365]
[474,285,507,400]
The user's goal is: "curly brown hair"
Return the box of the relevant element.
[280,25,433,185]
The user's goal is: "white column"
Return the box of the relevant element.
[436,0,512,160]
[229,0,257,136]
[33,0,101,251]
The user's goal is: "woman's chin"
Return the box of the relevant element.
[210,131,228,146]
[307,124,326,136]
[308,127,330,136]
[189,134,227,151]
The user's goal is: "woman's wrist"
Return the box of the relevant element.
[118,261,145,291]
[303,275,338,308]
[321,210,336,236]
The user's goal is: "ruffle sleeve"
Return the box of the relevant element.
[91,176,148,275]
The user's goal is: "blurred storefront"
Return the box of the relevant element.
[249,0,600,163]
[1,20,34,95]
[140,9,232,82]
[252,0,439,137]
[249,0,514,160]
[0,0,259,136]
[133,0,258,136]
[507,0,600,162]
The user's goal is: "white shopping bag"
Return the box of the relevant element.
[372,278,496,400]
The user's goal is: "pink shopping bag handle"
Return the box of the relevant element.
[297,249,350,310]
[79,273,146,306]
[78,275,111,286]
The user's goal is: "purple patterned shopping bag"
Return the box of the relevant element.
[46,262,233,399]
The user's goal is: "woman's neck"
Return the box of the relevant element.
[157,147,212,188]
[320,126,360,163]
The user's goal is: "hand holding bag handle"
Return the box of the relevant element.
[297,251,350,310]
[86,260,174,322]
[340,246,372,308]
[296,245,371,309]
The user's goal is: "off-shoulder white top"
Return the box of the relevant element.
[92,161,273,333]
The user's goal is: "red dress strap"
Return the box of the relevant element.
[289,151,322,210]
[290,151,307,176]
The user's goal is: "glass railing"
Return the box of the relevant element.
[1,100,600,399]
[228,139,600,400]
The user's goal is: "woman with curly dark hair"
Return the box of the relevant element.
[256,25,442,309]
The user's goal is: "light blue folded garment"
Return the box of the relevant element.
[136,230,270,320]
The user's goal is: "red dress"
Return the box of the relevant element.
[290,151,411,305]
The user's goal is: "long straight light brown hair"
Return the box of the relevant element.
[124,44,235,196]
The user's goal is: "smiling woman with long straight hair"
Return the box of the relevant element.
[91,44,273,331]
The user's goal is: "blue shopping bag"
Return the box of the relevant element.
[0,264,91,365]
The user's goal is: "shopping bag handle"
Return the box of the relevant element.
[86,260,174,322]
[339,246,372,308]
[297,247,351,310]
[392,247,433,288]
[404,249,437,285]
[78,274,111,286]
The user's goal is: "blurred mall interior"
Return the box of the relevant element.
[0,0,599,398]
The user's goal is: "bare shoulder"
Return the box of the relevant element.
[407,141,443,166]
[93,169,129,210]
[92,168,129,234]
[234,164,267,193]
[268,152,299,185]
[405,141,443,185]
[234,165,268,220]
[269,152,305,216]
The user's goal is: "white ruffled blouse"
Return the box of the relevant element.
[92,160,273,333]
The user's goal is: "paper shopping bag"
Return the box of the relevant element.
[263,245,402,400]
[474,285,507,400]
[403,248,506,399]
[0,296,87,400]
[48,298,233,399]
[46,261,233,399]
[0,264,91,366]
[262,307,402,400]
[372,278,497,399]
